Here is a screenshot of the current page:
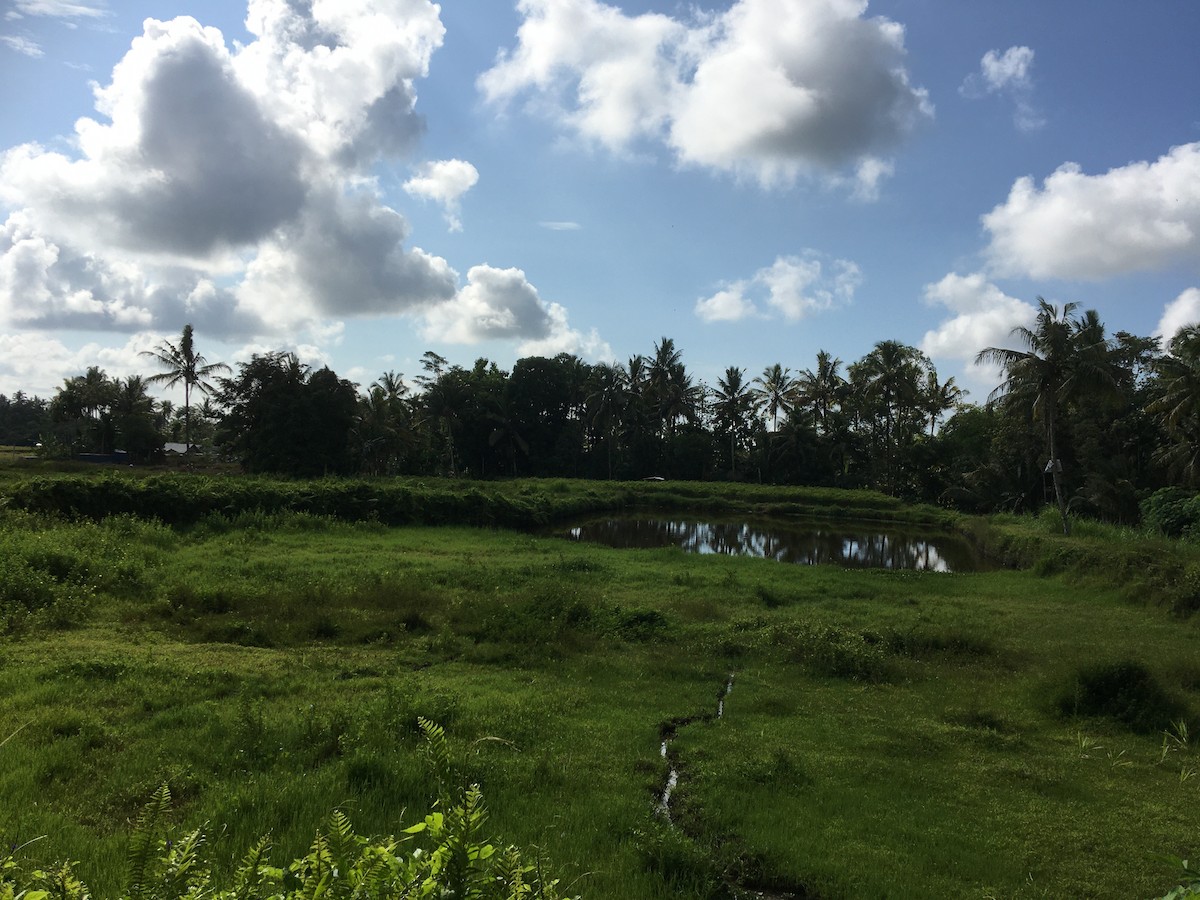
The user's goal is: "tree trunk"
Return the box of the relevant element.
[1047,407,1071,536]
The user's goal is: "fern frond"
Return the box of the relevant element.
[229,837,274,900]
[158,828,209,899]
[125,785,172,900]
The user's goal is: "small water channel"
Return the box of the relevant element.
[554,515,991,573]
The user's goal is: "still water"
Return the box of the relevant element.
[556,516,990,573]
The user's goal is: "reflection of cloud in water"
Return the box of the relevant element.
[564,518,982,572]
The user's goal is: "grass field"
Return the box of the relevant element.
[1,474,1198,898]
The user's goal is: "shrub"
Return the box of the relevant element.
[1060,660,1193,734]
[1141,488,1200,538]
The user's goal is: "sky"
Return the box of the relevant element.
[1,0,1199,406]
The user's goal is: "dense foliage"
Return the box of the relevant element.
[4,310,1200,524]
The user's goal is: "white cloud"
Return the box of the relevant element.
[981,46,1034,92]
[0,0,611,376]
[481,0,931,191]
[849,157,894,202]
[961,46,1043,132]
[11,1,107,19]
[421,264,558,343]
[539,220,582,231]
[1156,287,1200,347]
[0,331,159,397]
[983,143,1200,280]
[696,252,860,324]
[403,159,479,231]
[1,35,43,56]
[694,287,759,323]
[0,4,467,343]
[920,272,1036,391]
[420,264,610,361]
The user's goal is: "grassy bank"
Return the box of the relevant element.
[0,462,956,529]
[1,478,1198,897]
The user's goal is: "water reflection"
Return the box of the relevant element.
[558,517,987,573]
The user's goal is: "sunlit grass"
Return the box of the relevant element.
[0,487,1198,897]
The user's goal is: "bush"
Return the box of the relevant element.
[1060,660,1193,734]
[1141,488,1200,538]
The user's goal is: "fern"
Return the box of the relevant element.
[227,838,277,900]
[125,785,172,900]
[1,724,577,900]
[417,717,454,804]
[156,829,208,900]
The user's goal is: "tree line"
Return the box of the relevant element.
[2,305,1198,524]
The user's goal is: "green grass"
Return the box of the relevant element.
[0,481,1198,897]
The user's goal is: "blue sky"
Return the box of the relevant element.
[2,0,1199,404]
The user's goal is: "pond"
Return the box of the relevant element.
[553,515,991,573]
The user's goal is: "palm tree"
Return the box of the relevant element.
[923,370,966,437]
[976,299,1115,535]
[647,337,700,438]
[141,324,230,450]
[849,341,930,495]
[794,350,845,434]
[752,364,795,432]
[585,362,628,479]
[711,366,754,473]
[1148,324,1200,485]
[355,372,414,475]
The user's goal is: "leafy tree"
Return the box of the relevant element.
[141,324,230,450]
[216,353,358,476]
[0,391,48,446]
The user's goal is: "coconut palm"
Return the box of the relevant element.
[752,364,795,433]
[850,341,930,495]
[711,366,755,472]
[1148,324,1200,486]
[923,370,966,437]
[794,350,845,434]
[585,362,629,479]
[141,324,230,450]
[976,299,1116,535]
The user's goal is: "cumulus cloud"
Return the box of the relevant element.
[982,143,1200,280]
[920,272,1036,390]
[0,0,615,377]
[0,2,471,343]
[421,264,611,360]
[480,0,931,190]
[0,331,162,397]
[961,46,1043,131]
[403,159,480,231]
[1157,287,1200,347]
[1,35,43,56]
[696,252,860,323]
[694,287,760,323]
